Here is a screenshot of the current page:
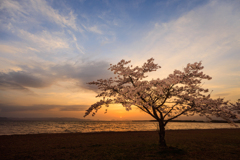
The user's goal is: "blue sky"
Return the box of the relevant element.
[0,0,239,120]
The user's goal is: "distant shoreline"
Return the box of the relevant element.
[0,117,239,123]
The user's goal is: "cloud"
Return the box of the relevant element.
[0,0,29,19]
[0,0,85,61]
[32,0,82,31]
[0,75,32,92]
[0,0,80,31]
[18,30,70,51]
[0,44,25,55]
[88,25,103,34]
[121,1,240,79]
[67,30,85,54]
[131,1,240,63]
[0,60,112,92]
[0,71,49,88]
[0,104,88,112]
[214,93,230,97]
[59,105,89,111]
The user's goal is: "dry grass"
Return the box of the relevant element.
[0,129,240,160]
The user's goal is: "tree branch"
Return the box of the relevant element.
[163,103,178,119]
[164,106,193,125]
[156,84,174,108]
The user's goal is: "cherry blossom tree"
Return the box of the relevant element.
[84,58,239,147]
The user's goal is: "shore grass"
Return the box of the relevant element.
[0,129,240,160]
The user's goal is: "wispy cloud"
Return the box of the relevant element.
[88,25,103,34]
[19,30,69,51]
[0,0,85,61]
[0,0,81,31]
[137,1,240,64]
[0,104,89,112]
[121,1,239,71]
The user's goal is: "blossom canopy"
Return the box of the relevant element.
[84,58,239,125]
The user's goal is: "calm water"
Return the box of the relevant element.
[0,121,238,136]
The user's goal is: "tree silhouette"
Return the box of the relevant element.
[84,58,239,147]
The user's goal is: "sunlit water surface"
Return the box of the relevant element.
[0,121,238,135]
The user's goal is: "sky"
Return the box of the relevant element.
[0,0,240,120]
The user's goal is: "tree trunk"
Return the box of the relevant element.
[158,121,167,147]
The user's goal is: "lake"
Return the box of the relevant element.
[0,121,238,135]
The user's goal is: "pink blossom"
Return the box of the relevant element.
[84,58,239,146]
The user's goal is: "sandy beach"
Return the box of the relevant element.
[1,129,240,160]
